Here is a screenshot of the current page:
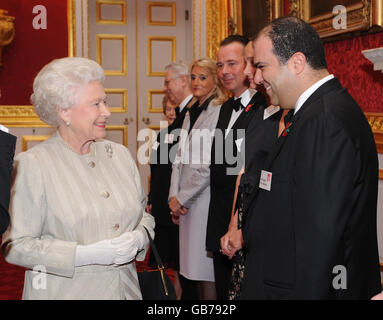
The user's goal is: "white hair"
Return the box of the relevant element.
[31,57,105,126]
[165,61,189,78]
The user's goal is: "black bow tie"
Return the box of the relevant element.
[232,98,244,112]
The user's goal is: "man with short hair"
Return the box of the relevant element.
[206,35,273,299]
[242,16,381,299]
[163,62,193,129]
[162,62,198,300]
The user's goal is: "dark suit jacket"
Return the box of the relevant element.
[148,103,189,227]
[206,91,279,252]
[0,130,16,234]
[242,78,381,299]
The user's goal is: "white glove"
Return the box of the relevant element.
[75,230,146,267]
[110,230,146,264]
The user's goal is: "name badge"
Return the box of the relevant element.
[263,105,280,120]
[259,170,272,191]
[164,133,174,144]
[151,141,160,150]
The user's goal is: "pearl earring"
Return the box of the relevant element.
[66,121,70,126]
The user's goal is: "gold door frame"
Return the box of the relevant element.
[205,0,284,59]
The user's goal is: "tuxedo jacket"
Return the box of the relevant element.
[206,91,276,252]
[0,130,16,234]
[242,78,381,299]
[148,104,189,227]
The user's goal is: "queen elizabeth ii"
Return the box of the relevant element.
[1,57,154,300]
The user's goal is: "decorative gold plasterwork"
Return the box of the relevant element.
[365,113,383,155]
[147,1,176,26]
[0,106,48,127]
[147,36,176,76]
[105,88,128,112]
[147,89,165,113]
[0,0,76,124]
[22,135,50,151]
[106,125,128,146]
[289,0,383,38]
[205,0,284,59]
[206,0,228,59]
[0,9,15,67]
[96,0,127,25]
[96,34,127,76]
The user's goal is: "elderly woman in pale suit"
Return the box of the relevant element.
[168,58,227,300]
[1,57,154,300]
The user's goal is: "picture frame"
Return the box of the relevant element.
[289,0,383,38]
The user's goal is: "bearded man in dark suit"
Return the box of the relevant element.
[241,16,381,299]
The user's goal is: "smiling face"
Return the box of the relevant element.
[59,80,111,149]
[164,99,177,125]
[217,42,248,97]
[253,34,294,108]
[244,42,256,89]
[190,65,215,103]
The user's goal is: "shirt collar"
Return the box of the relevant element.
[179,94,193,112]
[294,74,334,115]
[234,88,256,108]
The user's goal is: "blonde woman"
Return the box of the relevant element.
[169,58,227,300]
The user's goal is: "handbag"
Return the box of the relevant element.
[138,227,176,300]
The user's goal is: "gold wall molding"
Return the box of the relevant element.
[0,9,16,66]
[147,36,176,76]
[105,88,127,112]
[106,125,128,146]
[22,135,50,151]
[0,0,76,124]
[206,0,228,59]
[147,89,165,113]
[96,34,127,76]
[147,1,176,26]
[289,0,383,38]
[96,0,127,25]
[366,112,383,155]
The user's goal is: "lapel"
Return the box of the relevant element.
[171,97,193,130]
[292,77,342,124]
[242,78,343,217]
[215,98,234,131]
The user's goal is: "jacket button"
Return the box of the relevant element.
[102,191,110,198]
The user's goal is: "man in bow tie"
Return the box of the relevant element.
[206,35,281,299]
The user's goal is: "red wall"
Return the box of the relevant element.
[324,32,383,113]
[0,0,68,106]
[283,1,383,113]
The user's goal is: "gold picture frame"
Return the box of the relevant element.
[289,0,383,38]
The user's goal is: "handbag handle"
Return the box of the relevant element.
[142,227,164,268]
[142,227,170,296]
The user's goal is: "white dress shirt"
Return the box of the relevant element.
[226,88,256,137]
[294,74,334,115]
